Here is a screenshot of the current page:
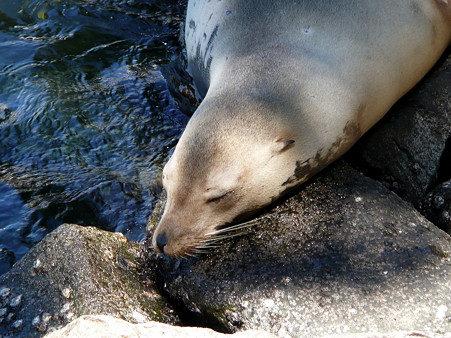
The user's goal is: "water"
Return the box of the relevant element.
[0,0,190,275]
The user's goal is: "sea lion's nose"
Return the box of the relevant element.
[156,232,169,253]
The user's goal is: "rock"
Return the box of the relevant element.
[0,224,178,337]
[161,52,200,116]
[422,181,451,234]
[331,332,450,338]
[145,161,451,337]
[347,52,450,209]
[44,315,275,338]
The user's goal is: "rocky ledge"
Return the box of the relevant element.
[144,161,451,337]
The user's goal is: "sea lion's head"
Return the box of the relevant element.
[151,100,302,257]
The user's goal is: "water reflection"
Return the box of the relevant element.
[0,0,189,274]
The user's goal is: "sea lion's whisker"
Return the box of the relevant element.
[215,233,241,240]
[184,219,265,257]
[204,215,271,237]
[182,216,273,257]
[179,216,273,258]
[193,249,210,255]
[206,231,249,242]
[196,244,220,250]
[199,235,230,243]
[185,247,202,258]
[212,224,253,234]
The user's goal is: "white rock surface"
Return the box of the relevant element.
[44,315,275,338]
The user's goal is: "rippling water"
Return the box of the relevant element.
[0,0,189,275]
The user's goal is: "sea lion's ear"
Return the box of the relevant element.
[273,138,295,153]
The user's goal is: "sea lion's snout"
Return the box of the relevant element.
[152,212,209,257]
[155,232,169,254]
[152,228,176,256]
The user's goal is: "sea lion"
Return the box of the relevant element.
[152,0,451,257]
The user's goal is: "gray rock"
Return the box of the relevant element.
[422,181,451,235]
[348,53,450,209]
[0,224,179,337]
[148,162,451,337]
[44,315,275,338]
[331,333,450,338]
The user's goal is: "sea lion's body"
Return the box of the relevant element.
[152,0,451,257]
